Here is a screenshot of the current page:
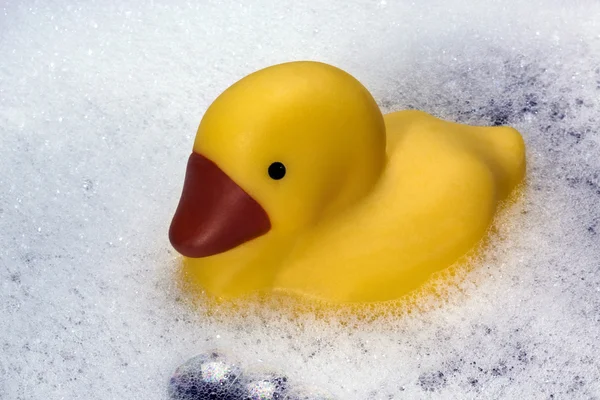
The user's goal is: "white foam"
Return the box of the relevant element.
[1,0,599,398]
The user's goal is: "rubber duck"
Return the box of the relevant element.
[169,61,526,304]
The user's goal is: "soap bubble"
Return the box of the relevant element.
[168,352,244,400]
[168,355,337,400]
[242,372,288,400]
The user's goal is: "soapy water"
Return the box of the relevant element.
[1,0,600,399]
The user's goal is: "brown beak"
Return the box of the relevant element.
[169,152,271,258]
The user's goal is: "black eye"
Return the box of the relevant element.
[268,162,286,180]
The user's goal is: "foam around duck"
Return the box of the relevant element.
[169,61,526,304]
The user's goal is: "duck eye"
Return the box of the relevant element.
[268,162,286,180]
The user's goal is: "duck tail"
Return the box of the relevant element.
[480,125,527,200]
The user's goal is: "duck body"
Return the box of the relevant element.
[169,61,526,304]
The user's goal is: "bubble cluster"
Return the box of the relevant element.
[168,353,244,400]
[168,352,334,400]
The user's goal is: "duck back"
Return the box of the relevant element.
[274,110,526,303]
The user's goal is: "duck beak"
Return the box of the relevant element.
[169,152,271,258]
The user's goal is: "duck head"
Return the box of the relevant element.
[169,61,386,259]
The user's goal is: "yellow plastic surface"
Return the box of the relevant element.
[177,61,526,304]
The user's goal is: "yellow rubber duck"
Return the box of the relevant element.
[169,61,526,304]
